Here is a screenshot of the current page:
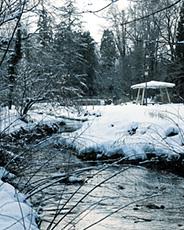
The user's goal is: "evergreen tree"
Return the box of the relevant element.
[100,29,117,97]
[37,7,53,48]
[54,0,82,74]
[128,40,145,86]
[172,1,184,99]
[100,29,117,68]
[78,31,98,96]
[176,1,184,59]
[54,0,96,98]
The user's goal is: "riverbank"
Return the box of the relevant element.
[1,103,184,175]
[0,168,38,229]
[1,103,184,229]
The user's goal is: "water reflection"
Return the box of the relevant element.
[37,165,184,230]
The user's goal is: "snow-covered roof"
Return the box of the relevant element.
[131,80,175,89]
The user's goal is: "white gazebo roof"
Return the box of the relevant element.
[131,80,175,89]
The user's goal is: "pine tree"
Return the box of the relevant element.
[54,0,82,73]
[37,7,53,48]
[176,2,184,59]
[100,29,117,97]
[173,1,184,99]
[100,30,117,69]
[78,31,98,96]
[53,0,92,98]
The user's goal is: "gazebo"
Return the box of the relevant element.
[131,80,175,105]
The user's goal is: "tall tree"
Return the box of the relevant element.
[54,0,98,99]
[100,30,117,68]
[54,0,82,69]
[99,29,117,97]
[37,6,53,48]
[172,1,184,99]
[78,31,98,96]
[7,23,22,109]
[176,1,184,59]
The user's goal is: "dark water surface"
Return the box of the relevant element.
[40,166,184,230]
[14,135,184,230]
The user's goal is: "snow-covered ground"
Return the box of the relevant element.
[0,169,38,230]
[1,103,184,161]
[61,103,184,160]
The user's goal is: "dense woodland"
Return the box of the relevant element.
[0,0,184,116]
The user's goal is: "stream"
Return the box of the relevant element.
[13,140,184,230]
[40,167,184,230]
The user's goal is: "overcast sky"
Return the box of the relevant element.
[76,0,129,43]
[43,0,129,43]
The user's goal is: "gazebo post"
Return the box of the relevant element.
[141,88,145,105]
[159,88,164,103]
[136,88,141,104]
[165,88,171,103]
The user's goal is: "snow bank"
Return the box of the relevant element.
[0,106,26,133]
[0,104,82,134]
[0,179,38,230]
[61,103,184,161]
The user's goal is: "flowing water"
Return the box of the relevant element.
[16,143,184,230]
